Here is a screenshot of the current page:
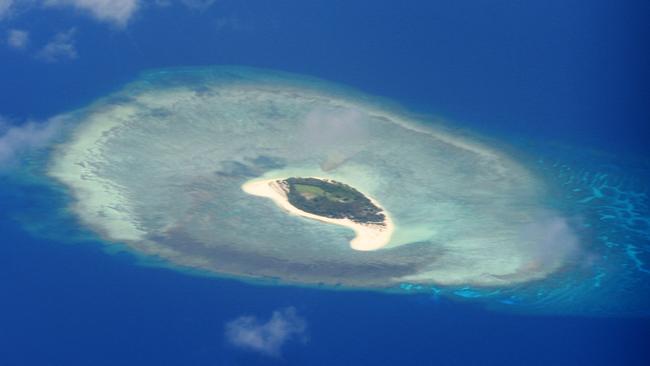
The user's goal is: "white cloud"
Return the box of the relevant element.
[7,29,29,49]
[225,307,308,357]
[519,215,581,270]
[37,28,77,62]
[303,107,367,149]
[0,0,13,20]
[0,116,64,166]
[301,107,368,171]
[44,0,139,27]
[3,0,215,28]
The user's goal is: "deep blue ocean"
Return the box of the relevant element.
[1,1,649,365]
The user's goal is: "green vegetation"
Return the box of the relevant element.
[283,177,386,225]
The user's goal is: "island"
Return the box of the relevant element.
[242,177,394,251]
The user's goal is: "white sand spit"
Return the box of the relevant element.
[242,178,394,251]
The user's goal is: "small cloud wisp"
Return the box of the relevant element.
[0,0,13,20]
[37,28,77,62]
[224,307,308,357]
[44,0,139,27]
[301,107,368,171]
[0,116,64,166]
[7,29,28,49]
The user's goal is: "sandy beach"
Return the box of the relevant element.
[242,178,394,251]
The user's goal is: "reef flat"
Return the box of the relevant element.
[47,66,580,289]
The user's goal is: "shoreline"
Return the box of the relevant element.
[242,177,394,251]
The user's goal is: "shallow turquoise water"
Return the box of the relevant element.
[10,67,649,317]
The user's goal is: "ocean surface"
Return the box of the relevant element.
[1,1,649,365]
